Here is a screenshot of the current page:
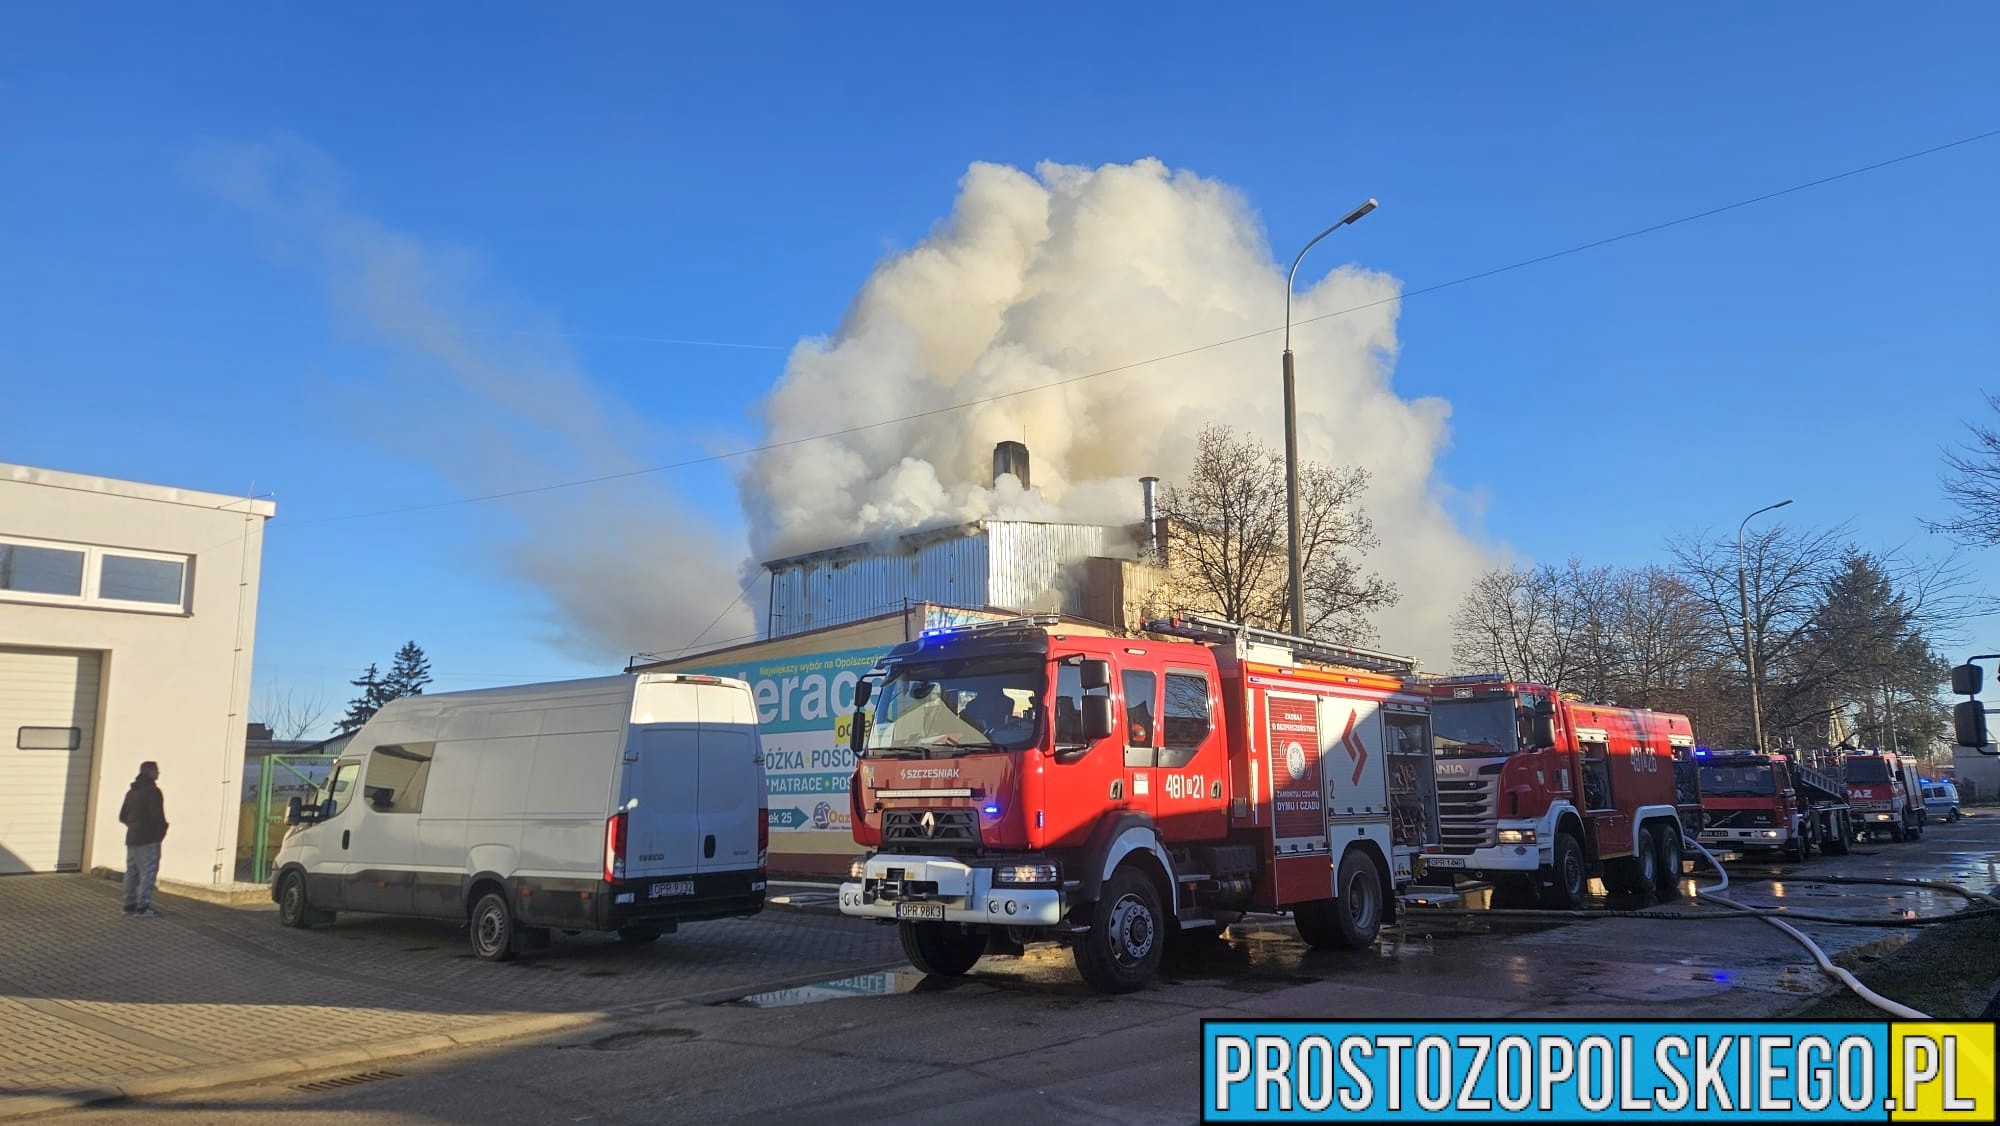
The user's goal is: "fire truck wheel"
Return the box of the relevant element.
[1887,821,1906,843]
[899,922,988,978]
[1327,849,1384,949]
[1652,826,1684,900]
[1820,815,1851,855]
[1539,832,1587,909]
[1072,866,1166,994]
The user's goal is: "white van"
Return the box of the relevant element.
[269,672,768,961]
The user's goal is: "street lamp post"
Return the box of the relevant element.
[1282,197,1378,636]
[1737,498,1793,754]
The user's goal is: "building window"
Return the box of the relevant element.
[0,542,85,597]
[17,726,82,751]
[98,554,186,605]
[0,535,191,614]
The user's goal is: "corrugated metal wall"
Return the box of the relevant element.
[984,522,1135,618]
[765,521,1139,638]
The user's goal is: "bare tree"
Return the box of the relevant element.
[1154,424,1398,643]
[1449,562,1591,689]
[1927,391,2000,546]
[255,687,330,742]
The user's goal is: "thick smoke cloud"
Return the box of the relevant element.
[191,136,755,661]
[742,158,1497,664]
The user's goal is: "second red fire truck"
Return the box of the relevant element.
[836,614,1441,994]
[1406,676,1703,907]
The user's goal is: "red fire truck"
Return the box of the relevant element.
[836,614,1440,994]
[1844,750,1926,842]
[1693,747,1853,860]
[1404,676,1702,907]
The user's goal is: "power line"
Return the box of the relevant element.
[292,126,2000,529]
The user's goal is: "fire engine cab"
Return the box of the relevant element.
[1405,676,1702,907]
[836,614,1440,994]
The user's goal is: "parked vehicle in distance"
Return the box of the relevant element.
[1693,748,1851,861]
[1843,750,1924,842]
[270,673,768,961]
[1923,779,1962,823]
[1408,677,1702,907]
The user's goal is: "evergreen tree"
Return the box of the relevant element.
[335,663,389,735]
[386,641,433,698]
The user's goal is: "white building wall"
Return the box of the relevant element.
[1,462,274,886]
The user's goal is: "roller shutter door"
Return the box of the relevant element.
[0,646,101,874]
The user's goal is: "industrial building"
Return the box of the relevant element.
[1,461,274,886]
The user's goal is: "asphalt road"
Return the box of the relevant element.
[28,812,1999,1126]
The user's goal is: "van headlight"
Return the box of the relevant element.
[1497,829,1535,845]
[994,864,1058,885]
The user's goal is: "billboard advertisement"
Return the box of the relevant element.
[678,643,887,836]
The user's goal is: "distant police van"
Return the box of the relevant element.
[270,673,768,960]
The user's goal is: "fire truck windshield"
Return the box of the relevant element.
[1844,756,1891,783]
[1430,697,1519,757]
[1697,764,1774,797]
[862,657,1045,758]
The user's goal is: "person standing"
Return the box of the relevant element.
[119,761,168,917]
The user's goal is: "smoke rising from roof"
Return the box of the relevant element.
[740,158,1497,663]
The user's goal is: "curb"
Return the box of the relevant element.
[0,1011,601,1121]
[87,867,274,909]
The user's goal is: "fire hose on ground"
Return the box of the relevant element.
[1383,837,2000,1020]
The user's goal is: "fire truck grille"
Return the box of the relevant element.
[1434,765,1503,852]
[1704,809,1776,829]
[882,809,981,851]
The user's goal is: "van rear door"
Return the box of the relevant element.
[621,678,766,881]
[695,721,762,872]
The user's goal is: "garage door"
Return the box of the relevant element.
[0,647,102,875]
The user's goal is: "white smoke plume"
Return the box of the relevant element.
[189,136,756,661]
[742,158,1499,665]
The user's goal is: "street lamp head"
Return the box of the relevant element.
[1341,198,1379,226]
[1773,498,1794,510]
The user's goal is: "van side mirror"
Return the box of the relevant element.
[1082,695,1116,742]
[1080,659,1112,692]
[286,796,303,825]
[1953,663,1983,696]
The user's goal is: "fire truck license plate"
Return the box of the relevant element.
[1424,857,1465,869]
[896,901,945,920]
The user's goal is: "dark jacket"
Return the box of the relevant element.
[119,778,168,847]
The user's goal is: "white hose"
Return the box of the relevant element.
[1681,836,1931,1019]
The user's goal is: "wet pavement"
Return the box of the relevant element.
[28,812,2000,1124]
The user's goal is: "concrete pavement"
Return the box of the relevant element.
[8,816,1995,1122]
[0,874,904,1119]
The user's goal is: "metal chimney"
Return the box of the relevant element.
[993,441,1030,488]
[1140,476,1160,560]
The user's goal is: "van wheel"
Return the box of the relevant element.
[278,872,318,928]
[900,921,987,978]
[470,892,519,962]
[1539,833,1587,909]
[1072,866,1166,994]
[618,926,665,945]
[1653,826,1684,900]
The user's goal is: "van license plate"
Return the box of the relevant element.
[1424,857,1465,869]
[649,880,695,899]
[896,901,945,920]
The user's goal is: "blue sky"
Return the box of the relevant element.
[3,4,1996,731]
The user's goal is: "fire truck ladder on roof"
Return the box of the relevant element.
[1141,614,1420,677]
[1792,760,1846,806]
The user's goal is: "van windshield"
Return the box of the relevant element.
[863,657,1045,758]
[1430,698,1519,756]
[1844,757,1891,783]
